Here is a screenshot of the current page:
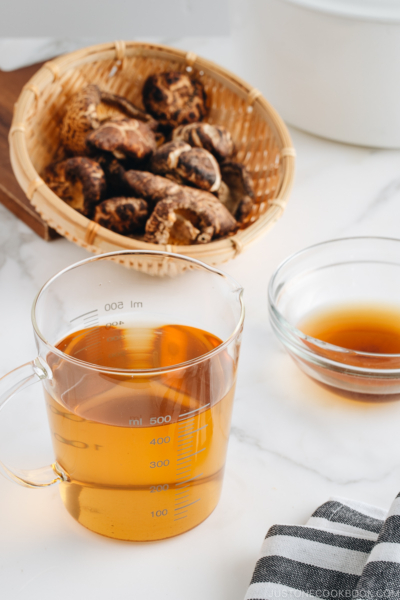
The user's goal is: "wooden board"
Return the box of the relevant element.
[0,62,58,241]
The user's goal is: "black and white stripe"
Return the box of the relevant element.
[356,493,400,599]
[245,494,400,600]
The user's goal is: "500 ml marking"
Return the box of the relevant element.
[103,301,143,311]
[150,416,171,425]
[105,301,123,311]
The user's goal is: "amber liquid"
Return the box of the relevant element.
[297,303,400,401]
[299,304,400,354]
[45,324,236,541]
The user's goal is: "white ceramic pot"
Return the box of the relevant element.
[230,0,400,148]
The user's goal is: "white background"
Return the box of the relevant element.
[0,0,230,37]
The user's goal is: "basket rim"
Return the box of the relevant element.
[9,40,296,258]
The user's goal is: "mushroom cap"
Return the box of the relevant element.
[218,161,255,223]
[172,122,234,162]
[60,85,101,156]
[43,156,106,216]
[60,85,156,155]
[144,191,237,245]
[175,147,221,192]
[86,118,157,162]
[150,141,221,192]
[150,140,191,175]
[143,71,207,128]
[93,197,149,235]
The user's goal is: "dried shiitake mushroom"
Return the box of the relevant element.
[144,194,237,245]
[217,161,255,223]
[94,197,148,235]
[46,75,257,244]
[150,141,221,192]
[172,122,234,162]
[143,72,207,129]
[150,140,191,175]
[43,157,106,216]
[122,170,183,204]
[86,118,157,162]
[60,84,156,155]
[121,169,237,243]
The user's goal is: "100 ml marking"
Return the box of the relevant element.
[151,510,168,517]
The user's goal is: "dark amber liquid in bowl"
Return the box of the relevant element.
[45,324,236,540]
[299,304,400,355]
[297,304,400,402]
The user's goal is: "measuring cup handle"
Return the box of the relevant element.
[0,357,65,488]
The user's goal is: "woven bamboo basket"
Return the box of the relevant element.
[9,41,295,273]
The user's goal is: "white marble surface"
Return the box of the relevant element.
[2,37,400,600]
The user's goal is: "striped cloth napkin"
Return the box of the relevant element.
[245,494,400,599]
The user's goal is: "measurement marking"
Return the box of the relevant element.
[70,309,98,322]
[176,473,203,487]
[177,418,195,426]
[175,499,200,512]
[84,319,99,325]
[176,473,192,481]
[84,329,100,336]
[178,444,193,452]
[174,516,188,521]
[83,334,101,342]
[175,498,192,506]
[176,469,191,476]
[84,332,100,338]
[177,424,195,432]
[178,413,197,423]
[174,493,189,501]
[178,425,208,438]
[178,403,210,418]
[177,448,206,461]
[75,342,101,355]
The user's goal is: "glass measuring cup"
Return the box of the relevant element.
[0,251,244,541]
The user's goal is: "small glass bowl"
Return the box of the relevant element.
[268,237,400,402]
